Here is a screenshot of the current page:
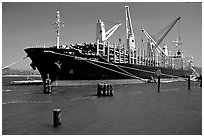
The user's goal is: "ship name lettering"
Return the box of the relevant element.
[75,57,98,61]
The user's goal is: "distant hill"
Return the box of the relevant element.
[2,68,40,75]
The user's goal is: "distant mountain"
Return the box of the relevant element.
[2,68,40,75]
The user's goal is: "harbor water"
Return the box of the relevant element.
[2,76,202,135]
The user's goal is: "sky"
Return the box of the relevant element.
[2,2,202,69]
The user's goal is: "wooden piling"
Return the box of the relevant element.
[188,75,190,89]
[156,69,161,93]
[44,74,51,94]
[110,84,114,96]
[200,79,202,87]
[103,83,107,96]
[200,77,202,87]
[97,83,103,96]
[199,74,202,87]
[107,84,110,96]
[53,108,62,127]
[158,75,160,93]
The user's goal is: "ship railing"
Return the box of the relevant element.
[26,45,50,49]
[26,44,75,49]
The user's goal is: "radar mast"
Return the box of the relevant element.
[52,10,64,48]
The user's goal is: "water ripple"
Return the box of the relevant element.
[2,100,51,105]
[2,89,11,92]
[69,96,97,102]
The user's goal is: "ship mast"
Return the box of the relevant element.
[52,10,64,48]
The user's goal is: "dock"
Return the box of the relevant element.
[10,80,43,85]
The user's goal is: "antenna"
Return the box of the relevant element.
[52,10,64,48]
[178,19,181,42]
[58,2,61,11]
[178,19,183,54]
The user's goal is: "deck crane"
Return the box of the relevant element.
[142,17,181,57]
[125,6,135,53]
[142,29,166,56]
[96,20,121,43]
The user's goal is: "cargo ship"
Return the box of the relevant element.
[24,6,194,85]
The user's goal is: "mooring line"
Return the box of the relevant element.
[85,59,144,81]
[98,55,147,82]
[2,56,28,70]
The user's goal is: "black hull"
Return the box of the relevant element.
[25,48,192,83]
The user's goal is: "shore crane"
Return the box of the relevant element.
[142,17,181,57]
[96,20,121,43]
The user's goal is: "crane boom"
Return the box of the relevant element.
[96,20,121,43]
[142,17,181,57]
[156,17,181,48]
[141,29,157,45]
[105,23,121,40]
[142,29,165,55]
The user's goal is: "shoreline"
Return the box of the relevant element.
[2,75,41,77]
[3,76,188,86]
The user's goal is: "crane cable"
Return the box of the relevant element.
[2,56,28,70]
[85,59,146,82]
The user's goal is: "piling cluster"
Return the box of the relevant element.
[188,75,191,90]
[200,78,202,87]
[97,83,114,96]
